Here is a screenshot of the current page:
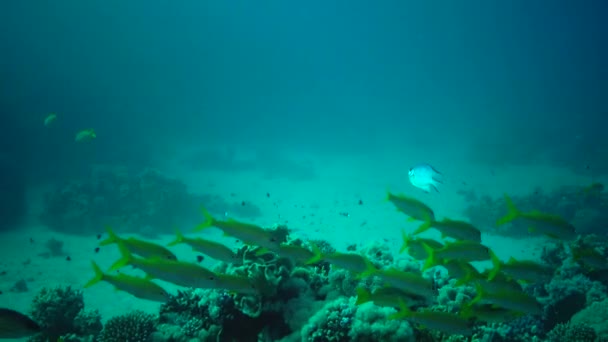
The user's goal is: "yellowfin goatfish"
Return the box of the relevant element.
[196,208,287,251]
[84,261,170,302]
[497,194,577,240]
[100,226,177,260]
[355,286,427,308]
[470,284,542,315]
[408,163,443,193]
[168,229,239,264]
[387,192,435,222]
[400,230,443,260]
[0,308,41,338]
[75,129,96,142]
[43,113,57,126]
[307,244,377,275]
[391,300,473,336]
[422,241,499,271]
[415,218,482,243]
[365,268,436,299]
[488,257,553,283]
[110,244,218,289]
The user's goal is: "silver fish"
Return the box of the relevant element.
[408,163,443,193]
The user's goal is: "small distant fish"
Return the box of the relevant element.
[0,308,41,338]
[100,227,177,261]
[415,218,482,243]
[391,301,473,336]
[408,163,443,193]
[75,129,96,142]
[43,113,57,126]
[167,229,240,264]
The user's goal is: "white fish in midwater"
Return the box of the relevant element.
[408,163,442,193]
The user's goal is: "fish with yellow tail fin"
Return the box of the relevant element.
[496,194,577,240]
[400,230,443,260]
[44,113,57,126]
[363,268,436,300]
[387,192,435,223]
[100,226,177,260]
[414,218,482,243]
[110,243,218,289]
[487,256,553,283]
[168,229,239,264]
[355,286,427,308]
[390,300,473,336]
[470,283,541,315]
[84,261,169,302]
[196,208,287,251]
[306,243,377,275]
[0,308,41,338]
[421,240,499,271]
[75,129,96,142]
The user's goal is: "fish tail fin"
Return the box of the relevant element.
[108,242,132,272]
[357,258,379,279]
[355,287,372,305]
[431,184,440,193]
[413,220,434,235]
[471,283,484,306]
[305,242,324,265]
[194,207,215,231]
[399,230,411,254]
[84,261,105,288]
[496,194,520,226]
[167,228,185,246]
[487,250,502,281]
[389,299,412,320]
[422,242,437,271]
[99,226,120,246]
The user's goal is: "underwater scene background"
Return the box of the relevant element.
[1,1,607,341]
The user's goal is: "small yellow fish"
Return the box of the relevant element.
[0,308,41,338]
[497,194,577,240]
[387,192,435,222]
[488,257,553,283]
[400,230,443,260]
[422,241,498,270]
[168,229,239,264]
[196,208,287,251]
[84,261,170,302]
[75,129,96,142]
[366,268,436,299]
[415,218,481,243]
[44,113,57,126]
[110,243,218,289]
[101,226,177,261]
[470,284,541,315]
[306,243,377,275]
[391,300,473,336]
[214,273,259,295]
[355,287,426,308]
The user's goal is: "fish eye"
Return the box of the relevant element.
[209,276,215,280]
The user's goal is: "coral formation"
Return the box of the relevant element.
[98,310,156,342]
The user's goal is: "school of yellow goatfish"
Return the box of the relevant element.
[77,191,589,336]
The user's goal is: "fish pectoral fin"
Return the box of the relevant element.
[431,185,440,193]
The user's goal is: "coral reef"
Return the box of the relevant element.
[28,285,101,342]
[98,310,156,342]
[40,166,206,235]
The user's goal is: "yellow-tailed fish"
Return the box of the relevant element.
[110,243,218,289]
[355,287,426,308]
[258,243,315,264]
[497,194,577,240]
[0,308,41,338]
[387,192,435,222]
[440,259,480,285]
[414,218,481,243]
[400,230,443,260]
[44,113,57,126]
[572,246,607,271]
[488,257,553,283]
[306,243,377,275]
[168,229,239,264]
[214,273,259,295]
[474,272,523,294]
[75,129,96,142]
[471,284,541,315]
[365,268,436,299]
[422,241,499,271]
[461,303,523,323]
[84,261,169,302]
[100,226,177,260]
[390,300,473,336]
[196,208,286,251]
